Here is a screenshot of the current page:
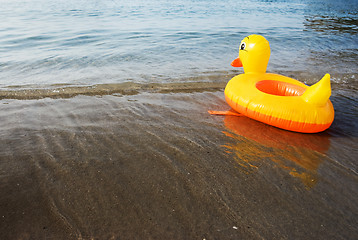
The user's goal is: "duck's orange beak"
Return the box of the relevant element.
[231,57,242,67]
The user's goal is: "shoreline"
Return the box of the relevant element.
[0,81,227,100]
[0,70,357,100]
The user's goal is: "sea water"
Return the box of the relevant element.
[0,0,357,90]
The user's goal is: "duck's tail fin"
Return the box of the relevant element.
[301,73,331,106]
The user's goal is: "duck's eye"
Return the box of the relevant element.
[240,42,246,50]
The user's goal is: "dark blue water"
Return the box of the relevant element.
[0,0,357,89]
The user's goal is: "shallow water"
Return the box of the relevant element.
[0,0,357,239]
[0,92,357,239]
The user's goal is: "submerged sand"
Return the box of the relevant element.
[0,91,357,239]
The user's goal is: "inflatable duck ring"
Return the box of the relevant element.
[210,34,334,133]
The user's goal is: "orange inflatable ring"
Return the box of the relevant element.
[223,35,334,133]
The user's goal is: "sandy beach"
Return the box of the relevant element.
[0,89,356,239]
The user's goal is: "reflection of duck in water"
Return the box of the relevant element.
[222,115,331,189]
[210,34,334,133]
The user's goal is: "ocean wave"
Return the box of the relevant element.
[0,71,356,100]
[0,81,227,100]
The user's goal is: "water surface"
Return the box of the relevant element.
[0,0,357,91]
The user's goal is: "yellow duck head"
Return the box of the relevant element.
[231,34,332,107]
[231,34,270,74]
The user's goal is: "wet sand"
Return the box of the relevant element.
[0,91,357,239]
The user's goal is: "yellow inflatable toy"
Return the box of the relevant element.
[210,34,334,133]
